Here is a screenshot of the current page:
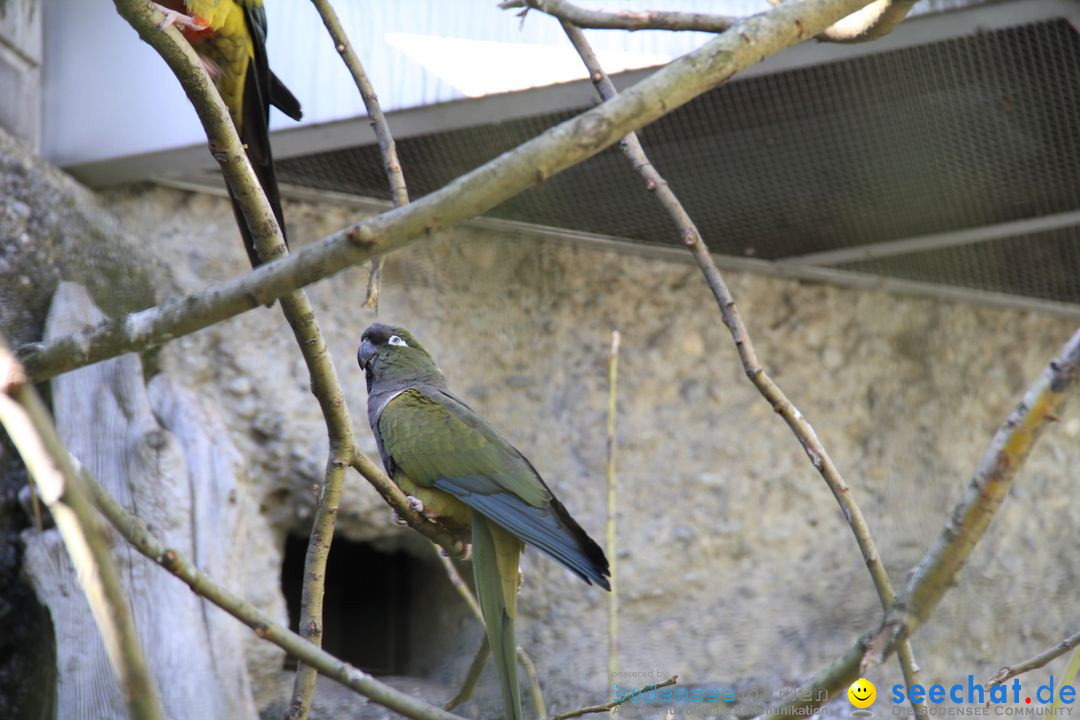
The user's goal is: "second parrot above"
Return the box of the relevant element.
[157,0,302,267]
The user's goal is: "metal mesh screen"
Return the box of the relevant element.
[840,226,1080,303]
[274,17,1080,306]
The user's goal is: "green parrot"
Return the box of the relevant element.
[357,323,610,720]
[156,0,302,267]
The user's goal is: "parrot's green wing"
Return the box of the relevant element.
[378,387,609,588]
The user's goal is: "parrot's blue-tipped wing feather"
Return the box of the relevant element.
[434,475,609,588]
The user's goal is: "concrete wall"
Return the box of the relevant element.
[97,185,1080,718]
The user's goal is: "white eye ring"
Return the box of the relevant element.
[388,335,408,347]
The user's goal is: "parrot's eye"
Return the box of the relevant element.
[388,335,408,347]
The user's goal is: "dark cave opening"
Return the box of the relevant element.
[281,530,477,682]
[281,533,417,675]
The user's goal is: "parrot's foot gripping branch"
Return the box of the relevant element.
[153,3,208,31]
[406,495,425,513]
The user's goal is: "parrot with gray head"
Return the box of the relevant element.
[357,323,610,720]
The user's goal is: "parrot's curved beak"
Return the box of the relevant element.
[357,338,377,370]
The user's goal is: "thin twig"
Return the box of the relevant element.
[309,0,411,312]
[987,629,1080,687]
[763,327,1080,718]
[896,640,929,720]
[0,341,164,720]
[432,544,546,718]
[24,0,875,383]
[80,466,464,720]
[605,330,620,681]
[553,675,678,720]
[287,458,349,720]
[565,16,895,619]
[444,636,490,712]
[559,9,914,693]
[517,645,546,719]
[500,0,735,32]
[434,546,483,619]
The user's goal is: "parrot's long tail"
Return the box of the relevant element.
[472,515,524,720]
[229,61,296,268]
[231,5,303,268]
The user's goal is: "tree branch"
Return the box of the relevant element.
[762,326,1080,718]
[500,0,735,33]
[23,0,875,383]
[896,640,929,720]
[987,630,1080,687]
[903,329,1080,626]
[504,0,912,43]
[309,0,411,312]
[816,0,915,42]
[559,18,933,719]
[79,465,464,720]
[351,452,470,554]
[0,341,164,720]
[444,636,490,712]
[553,676,678,720]
[558,16,918,698]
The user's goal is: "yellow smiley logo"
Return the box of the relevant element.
[848,678,876,708]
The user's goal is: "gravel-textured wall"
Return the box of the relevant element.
[100,185,1080,719]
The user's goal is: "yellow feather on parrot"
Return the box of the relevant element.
[157,0,302,267]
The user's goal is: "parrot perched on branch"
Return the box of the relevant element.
[357,323,610,720]
[156,0,302,267]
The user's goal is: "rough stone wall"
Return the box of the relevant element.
[99,185,1080,718]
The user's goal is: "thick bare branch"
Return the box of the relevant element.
[0,341,164,720]
[987,630,1080,687]
[80,466,463,720]
[817,0,915,42]
[763,327,1080,718]
[505,0,911,43]
[903,329,1080,625]
[501,0,735,33]
[23,0,875,382]
[309,0,410,312]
